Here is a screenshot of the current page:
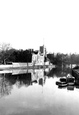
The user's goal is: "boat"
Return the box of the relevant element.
[66,74,75,86]
[56,81,67,88]
[67,74,74,81]
[67,82,74,86]
[60,77,67,82]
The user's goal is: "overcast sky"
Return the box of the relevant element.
[0,0,79,53]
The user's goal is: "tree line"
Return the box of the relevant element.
[0,43,34,64]
[47,53,79,66]
[0,43,79,65]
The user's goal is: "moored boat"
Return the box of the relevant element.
[56,81,67,87]
[60,77,67,82]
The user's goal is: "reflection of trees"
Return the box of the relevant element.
[0,73,32,97]
[56,76,79,91]
[0,74,12,98]
[48,67,71,77]
[5,73,31,88]
[16,73,32,88]
[0,69,50,97]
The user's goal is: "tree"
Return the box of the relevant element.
[0,43,12,64]
[0,43,11,51]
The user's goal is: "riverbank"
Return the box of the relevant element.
[0,62,55,70]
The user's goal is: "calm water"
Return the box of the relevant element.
[0,67,79,115]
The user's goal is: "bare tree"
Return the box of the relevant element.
[0,43,11,52]
[0,43,12,64]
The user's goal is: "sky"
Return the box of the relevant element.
[0,0,79,54]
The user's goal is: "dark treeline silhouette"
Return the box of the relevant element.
[47,53,79,66]
[0,43,36,64]
[0,49,33,64]
[8,49,32,63]
[0,43,39,64]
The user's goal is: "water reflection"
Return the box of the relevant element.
[48,66,71,77]
[0,68,50,98]
[56,73,79,91]
[0,67,76,98]
[1,66,79,115]
[0,74,12,97]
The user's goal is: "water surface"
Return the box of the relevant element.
[0,67,79,115]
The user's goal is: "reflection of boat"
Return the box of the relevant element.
[56,81,67,87]
[55,68,79,90]
[56,73,75,89]
[67,85,74,90]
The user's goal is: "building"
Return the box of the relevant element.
[32,45,47,66]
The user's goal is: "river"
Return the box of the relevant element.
[0,67,79,115]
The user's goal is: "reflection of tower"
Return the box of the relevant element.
[36,69,44,86]
[31,69,46,86]
[39,78,43,86]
